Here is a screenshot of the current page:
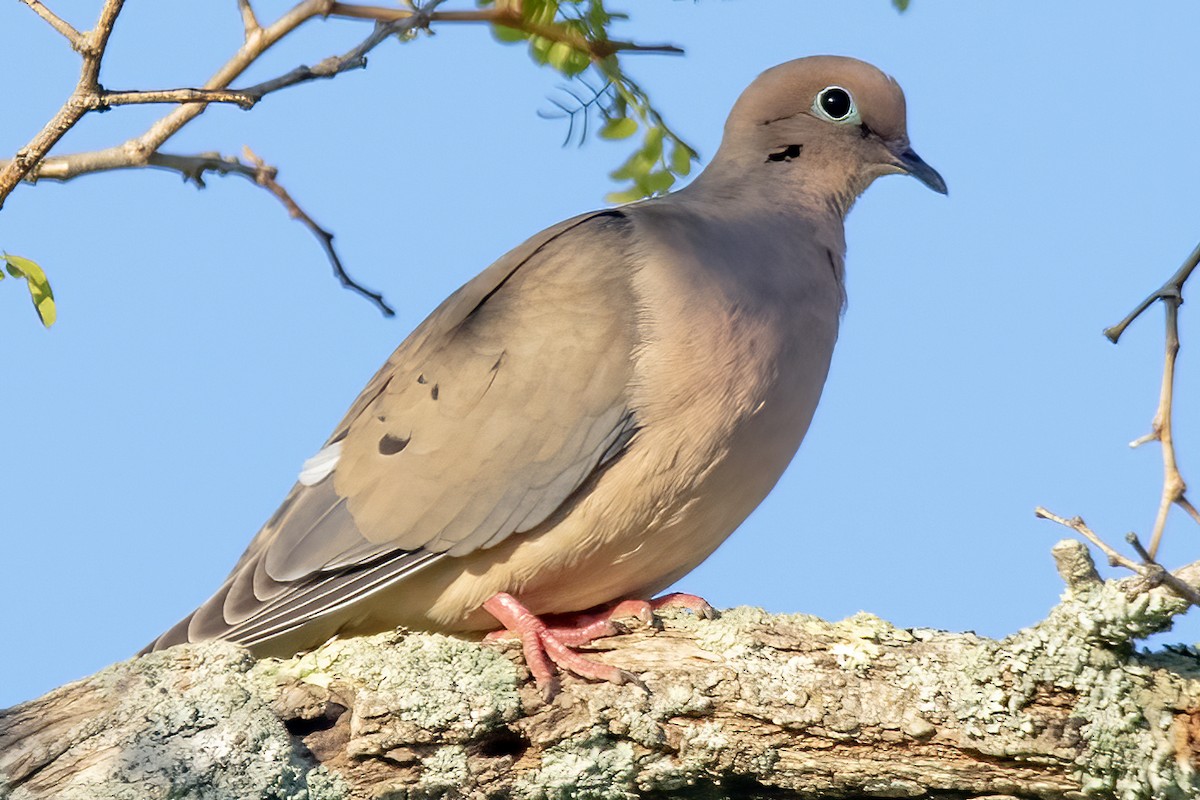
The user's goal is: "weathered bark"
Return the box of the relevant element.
[2,541,1199,800]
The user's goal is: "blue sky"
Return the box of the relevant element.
[3,2,1199,708]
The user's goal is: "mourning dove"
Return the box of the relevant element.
[146,56,945,689]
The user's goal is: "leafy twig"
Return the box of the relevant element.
[327,3,684,58]
[4,0,692,318]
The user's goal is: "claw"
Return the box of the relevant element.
[648,592,718,620]
[481,591,716,698]
[482,592,635,698]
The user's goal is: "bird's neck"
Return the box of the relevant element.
[678,159,866,223]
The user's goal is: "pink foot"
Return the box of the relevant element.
[643,592,718,620]
[482,592,642,698]
[481,592,718,697]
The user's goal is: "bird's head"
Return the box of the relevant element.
[700,56,946,213]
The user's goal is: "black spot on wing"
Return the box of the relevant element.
[379,433,411,455]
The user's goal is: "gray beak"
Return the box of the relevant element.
[894,147,947,195]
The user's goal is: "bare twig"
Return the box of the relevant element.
[0,0,126,205]
[1035,509,1141,571]
[241,148,394,317]
[1102,242,1200,558]
[148,152,260,185]
[4,0,453,187]
[238,0,262,40]
[1,0,452,314]
[328,2,685,58]
[1125,531,1200,606]
[20,0,84,47]
[1036,508,1200,608]
[5,0,678,314]
[99,88,257,110]
[1104,242,1200,344]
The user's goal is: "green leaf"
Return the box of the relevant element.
[669,140,695,177]
[609,148,654,181]
[599,117,638,140]
[641,170,676,194]
[490,24,527,43]
[546,41,577,72]
[642,125,664,160]
[3,253,56,327]
[529,35,553,64]
[524,0,557,25]
[892,0,910,9]
[605,187,647,205]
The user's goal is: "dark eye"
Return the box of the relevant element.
[815,86,856,122]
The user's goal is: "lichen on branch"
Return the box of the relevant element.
[4,550,1200,799]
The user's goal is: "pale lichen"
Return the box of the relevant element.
[4,642,348,800]
[514,731,638,800]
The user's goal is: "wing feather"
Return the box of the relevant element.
[147,210,641,653]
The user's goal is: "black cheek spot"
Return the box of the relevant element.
[859,122,873,139]
[431,383,439,401]
[766,144,803,163]
[379,433,411,455]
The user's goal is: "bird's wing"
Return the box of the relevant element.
[160,210,641,649]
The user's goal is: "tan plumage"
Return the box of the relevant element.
[147,56,944,659]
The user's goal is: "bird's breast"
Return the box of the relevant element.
[593,206,845,590]
[413,206,847,628]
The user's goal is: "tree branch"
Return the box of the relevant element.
[1101,242,1200,558]
[20,0,83,48]
[237,0,262,40]
[0,0,126,205]
[98,87,257,110]
[1035,507,1200,607]
[328,2,685,58]
[2,0,453,315]
[4,0,686,315]
[4,563,1200,797]
[241,147,395,316]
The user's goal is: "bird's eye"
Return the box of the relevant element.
[813,86,858,123]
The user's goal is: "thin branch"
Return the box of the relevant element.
[3,0,679,316]
[1103,240,1200,344]
[1125,531,1200,606]
[6,0,449,189]
[126,0,337,162]
[147,151,260,185]
[1035,508,1200,608]
[238,0,262,40]
[20,0,83,48]
[1035,508,1141,571]
[328,2,685,58]
[2,0,455,315]
[241,147,394,317]
[0,0,126,206]
[98,88,257,110]
[1144,297,1186,557]
[1102,242,1200,558]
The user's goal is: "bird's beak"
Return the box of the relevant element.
[892,146,947,195]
